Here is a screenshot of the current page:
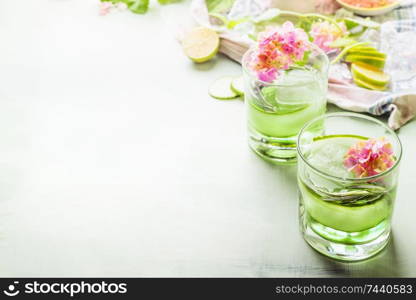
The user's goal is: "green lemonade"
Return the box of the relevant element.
[299,135,395,244]
[246,68,326,162]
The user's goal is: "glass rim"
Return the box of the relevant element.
[241,42,329,87]
[296,112,403,182]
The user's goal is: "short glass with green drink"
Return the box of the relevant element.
[297,113,402,261]
[242,22,329,164]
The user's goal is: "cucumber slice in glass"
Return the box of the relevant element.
[300,180,390,232]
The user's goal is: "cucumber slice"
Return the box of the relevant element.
[230,76,244,96]
[208,76,239,100]
[300,180,390,232]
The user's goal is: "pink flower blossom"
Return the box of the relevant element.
[258,68,279,82]
[99,2,114,16]
[251,21,309,82]
[116,2,128,10]
[310,21,346,53]
[344,137,395,178]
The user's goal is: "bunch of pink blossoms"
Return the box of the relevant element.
[99,1,127,16]
[251,21,309,82]
[344,137,395,178]
[310,21,346,53]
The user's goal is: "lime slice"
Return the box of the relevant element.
[347,46,377,52]
[354,77,388,91]
[345,55,386,69]
[182,27,220,63]
[352,51,386,59]
[230,76,244,96]
[351,63,390,87]
[208,76,239,100]
[348,49,386,59]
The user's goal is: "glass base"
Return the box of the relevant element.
[299,202,390,261]
[248,127,297,164]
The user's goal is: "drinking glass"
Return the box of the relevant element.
[242,44,329,164]
[297,113,402,261]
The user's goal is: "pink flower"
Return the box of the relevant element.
[310,21,346,53]
[251,22,309,82]
[258,68,278,82]
[99,2,114,16]
[116,2,128,10]
[344,137,395,178]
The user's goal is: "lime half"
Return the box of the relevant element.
[182,27,220,63]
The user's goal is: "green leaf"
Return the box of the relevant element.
[158,0,182,4]
[128,0,149,14]
[329,37,357,48]
[254,10,302,34]
[208,13,228,26]
[100,0,128,3]
[248,33,257,41]
[303,13,344,34]
[227,17,250,29]
[208,13,250,29]
[344,17,380,30]
[295,50,311,67]
[205,0,235,14]
[297,17,314,33]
